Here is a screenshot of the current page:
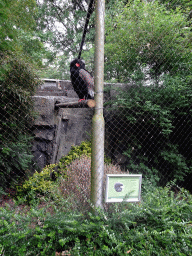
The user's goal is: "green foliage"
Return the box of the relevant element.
[1,185,192,255]
[0,0,51,192]
[104,0,192,190]
[0,0,37,53]
[59,141,92,170]
[16,164,59,204]
[16,141,92,203]
[105,0,191,82]
[59,140,111,170]
[0,135,34,191]
[17,140,112,204]
[108,75,192,187]
[159,0,192,16]
[0,53,42,192]
[35,0,95,79]
[0,0,52,71]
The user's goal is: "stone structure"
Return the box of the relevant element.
[32,79,129,170]
[32,79,93,170]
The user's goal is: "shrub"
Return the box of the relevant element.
[59,140,92,171]
[106,77,192,190]
[59,140,111,172]
[59,155,124,211]
[0,185,192,255]
[16,141,92,202]
[16,164,59,204]
[0,135,34,193]
[16,141,109,204]
[0,53,41,192]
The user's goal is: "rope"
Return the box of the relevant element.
[78,0,95,59]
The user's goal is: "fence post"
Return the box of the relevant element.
[91,0,105,209]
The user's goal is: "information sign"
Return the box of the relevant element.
[105,174,142,202]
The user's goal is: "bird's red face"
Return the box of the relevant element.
[75,63,80,67]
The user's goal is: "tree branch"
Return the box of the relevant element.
[55,99,95,109]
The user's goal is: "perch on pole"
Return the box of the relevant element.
[55,99,95,109]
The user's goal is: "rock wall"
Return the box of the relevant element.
[32,79,129,170]
[32,79,94,170]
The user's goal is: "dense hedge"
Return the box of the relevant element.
[106,75,192,191]
[0,185,192,255]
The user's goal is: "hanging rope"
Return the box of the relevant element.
[78,0,95,59]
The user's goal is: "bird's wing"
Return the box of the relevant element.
[79,69,94,98]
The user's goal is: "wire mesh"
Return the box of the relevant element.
[0,0,191,214]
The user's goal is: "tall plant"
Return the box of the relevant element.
[0,54,41,191]
[110,77,192,187]
[105,0,191,82]
[104,0,192,189]
[0,0,43,192]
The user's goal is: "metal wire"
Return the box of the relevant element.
[0,0,191,211]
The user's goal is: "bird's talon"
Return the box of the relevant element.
[78,99,85,102]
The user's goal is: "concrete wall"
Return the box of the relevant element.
[32,79,129,170]
[32,79,93,170]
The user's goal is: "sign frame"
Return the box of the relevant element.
[105,174,142,203]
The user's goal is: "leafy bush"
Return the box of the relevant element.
[0,135,34,192]
[59,140,111,170]
[103,0,192,192]
[59,155,123,211]
[59,141,92,170]
[105,0,191,82]
[0,53,41,192]
[16,141,96,204]
[16,164,59,204]
[106,76,192,190]
[1,185,192,255]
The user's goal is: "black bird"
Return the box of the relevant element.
[70,58,94,101]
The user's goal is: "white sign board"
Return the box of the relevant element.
[105,174,142,203]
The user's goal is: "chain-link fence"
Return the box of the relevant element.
[0,0,191,212]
